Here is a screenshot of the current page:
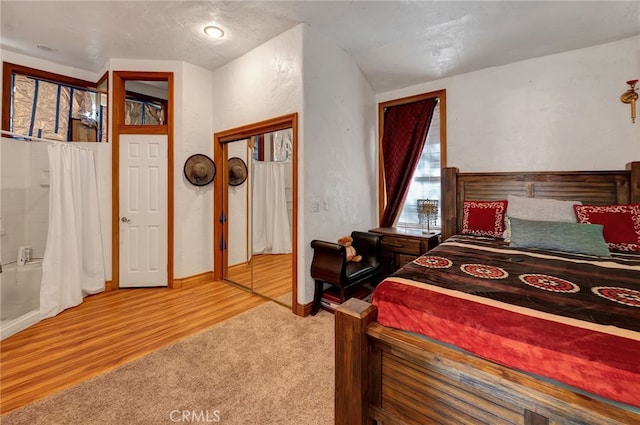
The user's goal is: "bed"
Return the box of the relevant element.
[335,162,640,425]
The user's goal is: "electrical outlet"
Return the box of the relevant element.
[323,200,329,211]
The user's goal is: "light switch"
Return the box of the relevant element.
[311,199,320,212]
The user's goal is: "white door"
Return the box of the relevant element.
[119,134,168,287]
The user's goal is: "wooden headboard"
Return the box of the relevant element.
[441,161,640,240]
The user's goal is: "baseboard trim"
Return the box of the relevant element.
[105,272,213,291]
[296,301,312,317]
[172,271,214,289]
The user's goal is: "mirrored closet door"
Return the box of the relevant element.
[223,128,294,307]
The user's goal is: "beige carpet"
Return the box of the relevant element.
[1,302,334,425]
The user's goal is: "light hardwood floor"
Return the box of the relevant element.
[227,253,292,302]
[0,280,268,414]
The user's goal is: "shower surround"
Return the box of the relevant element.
[0,138,49,340]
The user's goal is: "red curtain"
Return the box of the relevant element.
[380,98,437,227]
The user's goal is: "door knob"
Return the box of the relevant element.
[121,217,131,224]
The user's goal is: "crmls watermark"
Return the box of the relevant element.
[169,410,221,423]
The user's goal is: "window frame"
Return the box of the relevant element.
[377,89,447,225]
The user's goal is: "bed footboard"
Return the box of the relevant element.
[335,298,640,425]
[335,298,377,425]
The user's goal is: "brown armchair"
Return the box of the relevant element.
[310,231,382,315]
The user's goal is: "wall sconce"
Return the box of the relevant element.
[620,79,638,123]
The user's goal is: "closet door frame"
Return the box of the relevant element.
[213,113,299,315]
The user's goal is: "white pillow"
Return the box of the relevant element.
[507,194,582,222]
[503,195,582,241]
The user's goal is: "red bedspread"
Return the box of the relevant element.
[372,235,640,408]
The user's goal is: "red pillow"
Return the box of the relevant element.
[573,204,640,252]
[461,200,508,238]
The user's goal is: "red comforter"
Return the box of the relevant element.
[372,235,640,408]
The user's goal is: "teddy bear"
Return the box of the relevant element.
[337,235,362,262]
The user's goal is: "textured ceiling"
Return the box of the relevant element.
[1,1,639,92]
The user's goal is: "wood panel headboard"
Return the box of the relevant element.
[441,162,640,240]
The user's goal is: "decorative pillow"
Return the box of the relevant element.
[509,217,611,257]
[461,200,507,238]
[503,195,583,242]
[573,204,640,252]
[507,195,582,222]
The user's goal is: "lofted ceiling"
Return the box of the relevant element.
[1,1,639,93]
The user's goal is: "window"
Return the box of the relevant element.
[396,101,441,229]
[378,90,446,229]
[124,98,164,125]
[2,62,107,142]
[123,80,168,126]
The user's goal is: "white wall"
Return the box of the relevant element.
[301,25,377,304]
[2,50,100,82]
[174,62,214,278]
[378,36,640,172]
[210,27,303,130]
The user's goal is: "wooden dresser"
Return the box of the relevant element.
[369,227,440,278]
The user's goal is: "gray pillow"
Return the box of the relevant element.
[503,195,583,242]
[509,217,611,257]
[507,194,582,222]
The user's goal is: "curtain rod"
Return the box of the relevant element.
[1,130,95,151]
[1,130,68,145]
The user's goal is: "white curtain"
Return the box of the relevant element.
[40,143,105,319]
[252,161,292,254]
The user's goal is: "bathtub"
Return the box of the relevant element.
[1,260,42,340]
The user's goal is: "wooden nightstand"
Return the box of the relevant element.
[369,227,440,278]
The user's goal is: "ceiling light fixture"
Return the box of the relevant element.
[204,26,224,39]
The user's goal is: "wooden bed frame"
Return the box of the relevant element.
[335,162,640,425]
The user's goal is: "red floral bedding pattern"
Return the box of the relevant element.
[518,274,580,293]
[372,235,640,408]
[592,286,640,307]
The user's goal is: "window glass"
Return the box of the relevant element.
[10,73,105,142]
[124,99,165,125]
[123,80,167,126]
